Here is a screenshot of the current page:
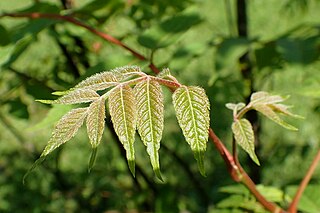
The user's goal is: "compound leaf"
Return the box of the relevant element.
[86,97,106,148]
[37,89,100,105]
[109,85,137,176]
[232,118,260,165]
[41,107,88,157]
[172,86,210,176]
[134,78,164,180]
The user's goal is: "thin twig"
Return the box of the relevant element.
[209,128,285,213]
[0,12,160,74]
[288,150,320,212]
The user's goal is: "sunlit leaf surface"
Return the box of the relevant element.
[109,85,137,176]
[172,86,210,176]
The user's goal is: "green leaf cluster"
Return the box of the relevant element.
[32,66,211,180]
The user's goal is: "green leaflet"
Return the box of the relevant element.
[250,91,287,105]
[86,97,106,148]
[232,118,260,165]
[172,86,210,176]
[134,78,164,180]
[112,65,143,81]
[37,89,100,104]
[41,107,88,157]
[253,104,298,131]
[73,71,118,91]
[108,85,137,176]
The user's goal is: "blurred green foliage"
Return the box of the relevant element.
[0,0,319,212]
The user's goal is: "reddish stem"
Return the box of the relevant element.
[209,129,286,213]
[288,150,320,213]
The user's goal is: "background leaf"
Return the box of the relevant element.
[134,78,164,180]
[172,86,210,176]
[108,85,137,176]
[232,118,260,165]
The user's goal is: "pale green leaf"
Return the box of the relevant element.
[73,71,118,91]
[41,107,88,157]
[109,85,137,176]
[269,103,303,118]
[232,118,260,165]
[253,104,298,131]
[172,86,210,176]
[134,78,164,180]
[250,91,288,105]
[37,89,100,105]
[86,97,106,148]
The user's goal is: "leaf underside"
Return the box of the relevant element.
[86,97,106,148]
[134,78,164,180]
[73,71,118,91]
[41,107,88,157]
[232,118,260,165]
[109,85,137,176]
[172,86,210,176]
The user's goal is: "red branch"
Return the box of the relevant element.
[288,150,320,212]
[1,12,160,74]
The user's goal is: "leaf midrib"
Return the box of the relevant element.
[185,87,199,150]
[120,86,130,146]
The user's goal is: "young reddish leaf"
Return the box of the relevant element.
[37,89,100,104]
[232,118,260,165]
[41,107,88,157]
[86,97,106,148]
[172,86,210,176]
[250,91,288,105]
[109,85,137,176]
[134,78,164,180]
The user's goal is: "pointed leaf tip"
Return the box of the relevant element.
[194,150,206,177]
[23,156,46,185]
[128,160,136,177]
[88,148,98,173]
[154,168,164,181]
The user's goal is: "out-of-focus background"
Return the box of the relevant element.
[0,0,319,212]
